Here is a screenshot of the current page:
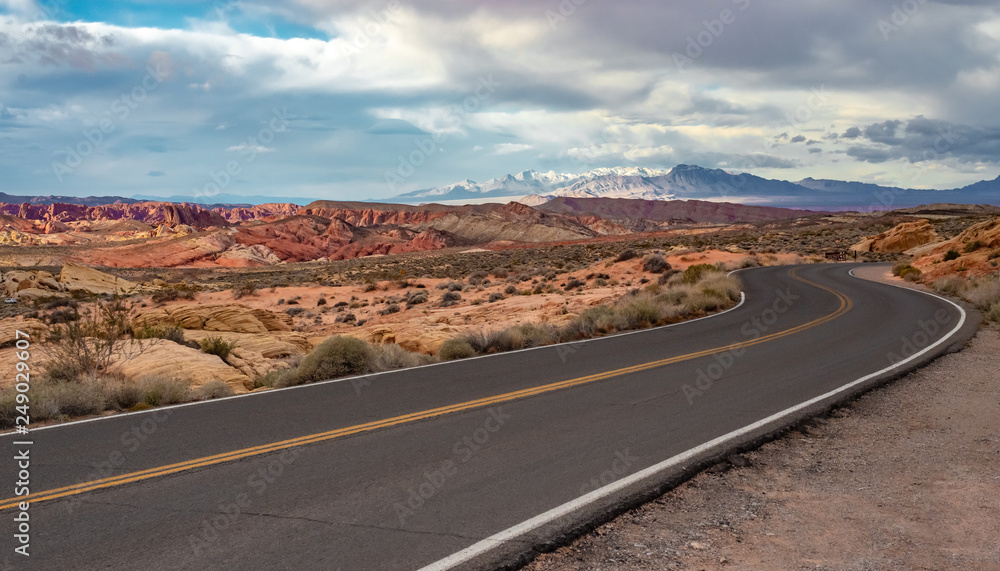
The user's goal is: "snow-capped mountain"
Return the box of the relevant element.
[387,165,1000,209]
[389,167,671,202]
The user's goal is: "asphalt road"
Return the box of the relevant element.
[0,264,978,570]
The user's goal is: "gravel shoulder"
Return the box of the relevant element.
[524,267,1000,570]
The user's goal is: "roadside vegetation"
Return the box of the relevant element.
[933,274,1000,323]
[0,297,235,429]
[439,266,741,360]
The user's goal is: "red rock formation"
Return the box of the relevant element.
[0,201,229,227]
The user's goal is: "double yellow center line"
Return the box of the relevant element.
[0,269,851,511]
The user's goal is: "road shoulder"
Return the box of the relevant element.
[523,324,1000,570]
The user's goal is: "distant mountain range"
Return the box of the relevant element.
[0,192,145,207]
[387,165,1000,209]
[3,165,997,209]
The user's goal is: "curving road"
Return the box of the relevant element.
[0,264,978,570]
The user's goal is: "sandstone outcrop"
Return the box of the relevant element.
[851,219,940,253]
[0,318,47,346]
[134,304,290,334]
[59,262,139,295]
[181,330,312,358]
[115,341,253,393]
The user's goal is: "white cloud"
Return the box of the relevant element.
[493,143,533,155]
[226,144,275,153]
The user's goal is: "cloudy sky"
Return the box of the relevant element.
[1,0,999,202]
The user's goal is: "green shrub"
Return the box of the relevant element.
[891,260,912,276]
[439,338,476,360]
[200,336,238,360]
[290,336,374,385]
[943,250,961,261]
[899,266,922,282]
[682,263,721,284]
[133,325,186,344]
[963,240,984,253]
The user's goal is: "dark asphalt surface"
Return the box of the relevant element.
[0,264,976,570]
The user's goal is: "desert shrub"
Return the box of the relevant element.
[899,266,922,282]
[440,291,462,306]
[288,336,374,386]
[504,285,517,295]
[255,368,294,389]
[492,268,509,278]
[232,281,257,300]
[40,298,71,310]
[697,273,741,301]
[617,294,663,327]
[286,306,306,317]
[35,380,107,418]
[655,283,695,305]
[406,291,429,306]
[43,298,147,383]
[642,254,671,274]
[46,307,80,324]
[964,240,984,253]
[657,269,681,285]
[943,249,961,261]
[195,380,235,400]
[133,325,186,344]
[380,304,400,315]
[104,378,143,411]
[151,289,179,303]
[593,278,608,286]
[466,324,556,354]
[199,336,238,360]
[891,260,912,276]
[933,275,964,296]
[439,338,476,360]
[986,302,1000,323]
[489,292,505,303]
[316,297,327,306]
[682,292,727,313]
[135,375,190,406]
[615,249,638,262]
[564,278,585,291]
[560,305,616,340]
[962,278,1000,311]
[682,263,721,284]
[372,343,428,371]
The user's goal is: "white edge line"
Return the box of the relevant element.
[2,277,749,436]
[417,265,967,571]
